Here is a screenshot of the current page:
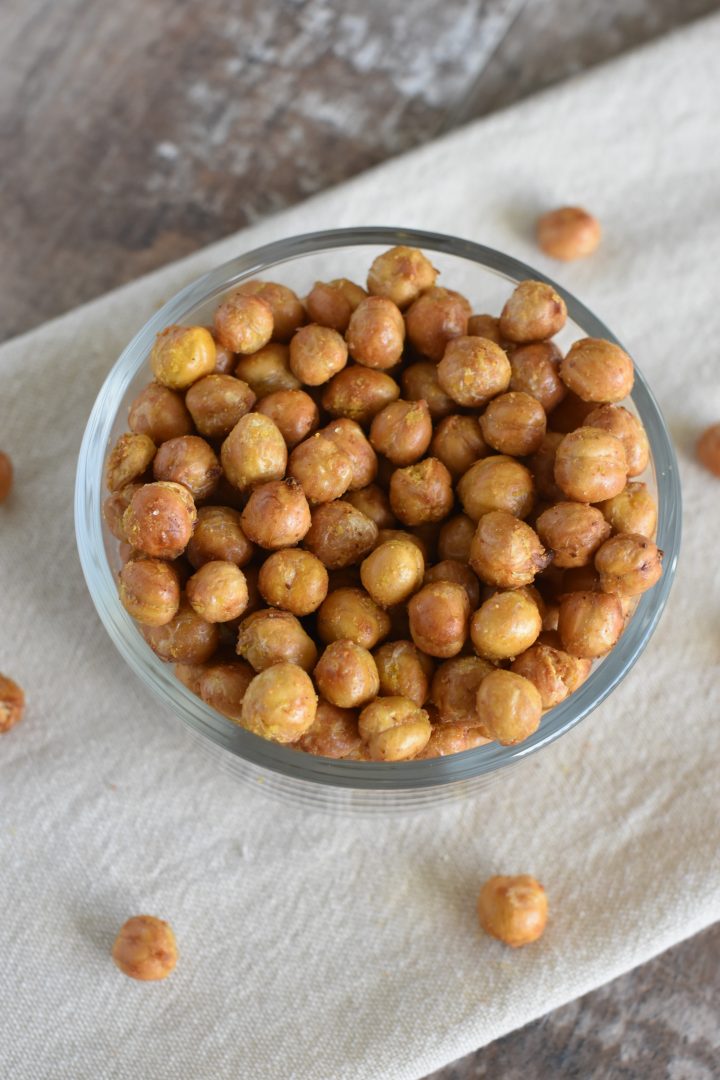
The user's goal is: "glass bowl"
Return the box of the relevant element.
[75,227,681,811]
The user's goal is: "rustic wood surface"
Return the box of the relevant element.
[2,1,719,1077]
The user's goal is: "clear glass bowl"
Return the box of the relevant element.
[75,227,681,812]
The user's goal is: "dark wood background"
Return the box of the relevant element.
[2,0,719,1076]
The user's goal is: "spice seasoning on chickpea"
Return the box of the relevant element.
[697,423,720,477]
[123,482,196,560]
[236,609,317,673]
[400,362,454,420]
[535,502,611,568]
[366,245,438,309]
[142,599,220,664]
[424,559,480,611]
[346,296,405,369]
[583,404,649,477]
[258,548,329,615]
[103,483,142,542]
[314,640,380,708]
[289,324,348,386]
[306,279,367,333]
[128,383,194,444]
[106,433,156,491]
[112,915,178,981]
[374,640,434,706]
[389,458,454,526]
[408,581,470,658]
[511,642,591,709]
[297,700,362,758]
[360,538,425,608]
[151,325,217,390]
[431,415,487,479]
[186,561,249,622]
[185,374,256,439]
[480,391,547,457]
[598,483,657,539]
[470,589,542,661]
[198,660,255,722]
[467,314,503,344]
[235,280,305,343]
[437,336,511,408]
[241,478,311,549]
[240,663,317,743]
[554,427,627,503]
[369,399,433,467]
[153,435,221,501]
[417,721,491,758]
[319,419,377,490]
[0,674,25,734]
[317,587,390,648]
[469,511,549,589]
[234,343,301,397]
[214,292,274,354]
[187,506,254,568]
[321,366,400,425]
[303,500,379,569]
[457,455,534,521]
[405,287,471,361]
[594,533,663,596]
[560,338,634,404]
[358,696,431,761]
[477,875,548,947]
[255,389,319,449]
[499,281,567,344]
[119,557,181,627]
[221,413,287,492]
[475,669,542,746]
[430,656,495,724]
[287,434,354,505]
[557,590,624,658]
[508,341,566,413]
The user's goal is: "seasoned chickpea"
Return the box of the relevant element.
[358,696,431,761]
[0,674,25,734]
[106,433,155,491]
[417,721,491,757]
[306,278,367,333]
[467,314,503,344]
[469,511,549,589]
[319,419,377,490]
[598,482,657,538]
[128,382,194,444]
[346,296,405,369]
[537,206,601,260]
[477,875,548,947]
[430,656,495,724]
[241,478,311,549]
[317,587,390,648]
[112,915,178,981]
[374,640,434,705]
[103,483,142,542]
[369,399,432,467]
[697,423,720,477]
[321,366,400,425]
[557,590,624,658]
[303,501,378,568]
[554,427,627,503]
[437,336,511,407]
[511,642,591,709]
[236,609,317,672]
[153,435,221,500]
[214,292,273,354]
[314,641,379,708]
[288,324,348,386]
[401,362,455,419]
[185,374,256,439]
[343,484,396,529]
[186,561,249,622]
[221,413,287,492]
[408,581,470,658]
[475,669,542,745]
[470,589,541,661]
[360,538,425,607]
[438,514,475,563]
[583,405,649,477]
[256,389,319,448]
[198,659,255,722]
[375,529,428,561]
[480,391,547,457]
[186,505,253,568]
[457,455,534,521]
[388,458,454,527]
[234,343,301,397]
[509,341,566,413]
[118,557,180,626]
[0,451,13,502]
[297,700,362,758]
[499,280,567,344]
[536,502,611,568]
[405,287,471,361]
[288,434,354,504]
[150,325,217,390]
[123,482,196,559]
[366,245,438,308]
[258,548,328,615]
[240,663,317,743]
[431,415,487,479]
[560,338,634,403]
[424,559,480,610]
[235,280,305,342]
[527,432,565,501]
[594,533,663,596]
[142,599,219,663]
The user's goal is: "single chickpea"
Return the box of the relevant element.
[358,696,431,761]
[499,280,567,344]
[697,423,720,477]
[288,324,348,386]
[128,382,194,444]
[360,538,425,607]
[535,502,612,568]
[547,390,597,434]
[236,609,317,672]
[475,669,542,745]
[405,287,471,361]
[317,587,391,648]
[343,484,396,529]
[306,278,367,333]
[369,399,433,466]
[401,362,455,419]
[480,391,547,457]
[197,659,255,722]
[583,404,649,477]
[153,435,221,500]
[560,338,634,403]
[375,529,428,561]
[105,433,156,491]
[373,640,434,706]
[103,483,142,542]
[557,590,624,658]
[508,341,566,413]
[437,336,512,408]
[142,599,220,664]
[241,478,311,550]
[123,482,196,559]
[424,559,480,610]
[296,700,362,758]
[366,245,438,309]
[477,875,548,947]
[430,656,495,724]
[186,506,254,569]
[240,663,317,743]
[554,427,627,503]
[408,581,470,658]
[0,674,25,734]
[314,640,380,708]
[186,561,249,622]
[598,482,657,538]
[457,455,534,521]
[288,433,354,504]
[255,389,319,448]
[234,343,301,397]
[438,514,476,563]
[389,458,454,526]
[346,296,405,369]
[150,325,217,390]
[470,589,542,661]
[469,511,549,589]
[234,280,305,343]
[537,206,601,260]
[0,451,13,502]
[527,432,565,501]
[321,366,400,425]
[118,557,181,626]
[467,314,503,344]
[220,413,287,492]
[185,374,256,439]
[112,915,178,981]
[511,642,591,709]
[416,721,491,758]
[594,533,663,596]
[303,501,378,568]
[213,292,274,354]
[258,549,329,615]
[319,419,377,490]
[431,415,487,479]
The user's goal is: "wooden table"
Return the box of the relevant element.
[2,1,718,1075]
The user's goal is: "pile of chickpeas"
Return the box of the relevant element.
[102,245,664,764]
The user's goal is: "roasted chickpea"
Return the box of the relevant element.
[208,329,237,375]
[470,589,541,661]
[598,482,657,538]
[128,382,194,444]
[424,559,480,610]
[430,656,495,724]
[417,721,491,757]
[185,374,256,439]
[240,663,317,743]
[537,206,601,260]
[174,662,206,695]
[103,483,142,542]
[369,399,432,467]
[317,587,390,648]
[475,669,542,745]
[499,280,567,344]
[297,700,362,758]
[358,696,431,761]
[697,423,720,477]
[360,538,425,608]
[255,389,319,448]
[438,514,475,562]
[583,404,649,477]
[236,609,317,672]
[214,292,273,354]
[469,511,549,589]
[594,533,663,596]
[554,427,627,503]
[375,529,428,561]
[511,642,591,709]
[306,278,367,333]
[153,435,221,500]
[258,548,328,615]
[186,561,249,622]
[105,433,156,491]
[373,640,434,706]
[560,338,634,403]
[408,581,470,658]
[303,501,378,568]
[346,296,405,369]
[321,366,400,425]
[467,314,503,344]
[527,432,565,501]
[343,484,396,530]
[388,458,453,527]
[123,482,196,559]
[142,598,220,663]
[318,419,377,491]
[508,341,566,413]
[314,640,379,708]
[401,362,455,419]
[437,336,511,407]
[112,915,178,981]
[557,590,624,658]
[150,325,216,390]
[405,287,471,361]
[221,413,287,492]
[536,502,612,568]
[430,415,487,479]
[234,343,301,397]
[241,478,311,549]
[477,875,548,947]
[186,506,253,568]
[480,391,547,457]
[198,659,255,722]
[234,280,305,343]
[288,434,354,504]
[288,324,348,386]
[366,245,438,309]
[0,674,25,734]
[118,557,181,626]
[457,455,534,521]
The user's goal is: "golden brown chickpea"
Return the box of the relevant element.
[405,287,471,361]
[375,529,428,561]
[469,511,549,589]
[128,382,194,444]
[480,391,547,457]
[123,482,196,559]
[477,875,548,947]
[424,559,480,610]
[118,557,180,626]
[358,696,431,760]
[408,581,470,658]
[198,659,255,722]
[255,389,319,448]
[437,336,511,408]
[186,505,253,569]
[150,325,217,390]
[288,433,354,504]
[105,433,156,491]
[288,324,348,386]
[511,642,591,709]
[234,343,301,397]
[258,548,328,615]
[112,915,178,981]
[306,278,367,333]
[560,338,634,403]
[536,502,612,568]
[598,482,657,539]
[317,587,391,648]
[213,292,273,354]
[0,673,25,734]
[557,590,624,658]
[475,669,542,745]
[186,561,249,622]
[236,609,317,672]
[499,280,567,344]
[185,374,256,439]
[153,435,221,500]
[314,640,379,708]
[346,296,405,369]
[234,280,305,343]
[343,484,396,529]
[554,427,627,503]
[457,455,534,522]
[303,501,379,568]
[430,656,495,724]
[470,589,542,661]
[142,598,220,663]
[240,662,317,743]
[389,458,454,527]
[583,404,649,477]
[221,413,287,492]
[697,423,720,477]
[527,432,565,501]
[416,721,491,757]
[366,245,438,309]
[401,362,455,419]
[369,399,432,467]
[430,415,487,480]
[438,514,475,563]
[240,478,311,549]
[103,482,142,542]
[319,419,377,491]
[508,341,566,413]
[360,538,425,608]
[373,640,434,706]
[321,366,400,425]
[594,533,663,596]
[537,206,601,260]
[467,314,503,344]
[296,700,362,758]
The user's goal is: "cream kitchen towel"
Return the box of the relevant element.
[2,14,720,1080]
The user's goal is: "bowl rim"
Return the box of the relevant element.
[75,225,682,792]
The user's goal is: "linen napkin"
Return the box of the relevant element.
[2,15,720,1080]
